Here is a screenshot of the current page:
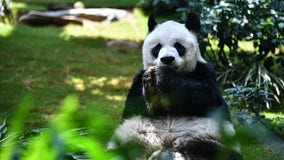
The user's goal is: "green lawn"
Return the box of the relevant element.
[15,0,138,7]
[0,0,283,159]
[0,7,147,130]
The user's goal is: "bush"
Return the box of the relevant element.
[1,95,283,159]
[139,0,284,104]
[224,84,274,117]
[0,95,131,160]
[224,85,284,137]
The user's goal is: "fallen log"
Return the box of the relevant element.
[19,8,128,26]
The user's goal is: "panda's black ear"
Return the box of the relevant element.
[148,14,157,32]
[185,13,201,33]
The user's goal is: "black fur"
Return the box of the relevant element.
[148,14,157,32]
[185,13,201,33]
[151,43,162,58]
[122,61,231,120]
[181,139,243,160]
[174,42,186,56]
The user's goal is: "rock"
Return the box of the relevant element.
[73,1,85,9]
[19,8,128,26]
[106,40,140,53]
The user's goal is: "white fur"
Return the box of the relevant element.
[108,116,239,153]
[149,150,186,160]
[142,21,206,73]
[107,116,162,150]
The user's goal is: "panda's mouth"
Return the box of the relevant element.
[165,64,178,70]
[156,63,178,70]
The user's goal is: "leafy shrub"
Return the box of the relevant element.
[224,85,284,138]
[224,84,274,117]
[0,119,7,141]
[1,95,283,159]
[0,95,137,160]
[139,0,284,104]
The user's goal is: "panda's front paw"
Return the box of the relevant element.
[143,66,160,96]
[143,66,161,112]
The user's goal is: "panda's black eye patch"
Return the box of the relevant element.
[151,43,162,58]
[174,42,186,56]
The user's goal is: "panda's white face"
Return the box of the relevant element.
[142,20,206,73]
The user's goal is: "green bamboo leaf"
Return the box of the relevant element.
[0,119,7,140]
[245,68,254,85]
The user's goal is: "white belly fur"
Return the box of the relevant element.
[108,116,239,153]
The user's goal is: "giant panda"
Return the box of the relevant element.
[109,13,242,160]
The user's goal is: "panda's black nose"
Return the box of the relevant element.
[161,56,175,65]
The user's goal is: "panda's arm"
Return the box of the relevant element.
[157,64,212,104]
[157,62,230,118]
[157,62,214,94]
[122,70,150,119]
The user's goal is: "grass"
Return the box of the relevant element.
[241,144,283,160]
[1,1,284,159]
[0,8,147,131]
[15,0,138,7]
[262,112,284,119]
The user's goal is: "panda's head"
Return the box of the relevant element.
[142,13,206,73]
